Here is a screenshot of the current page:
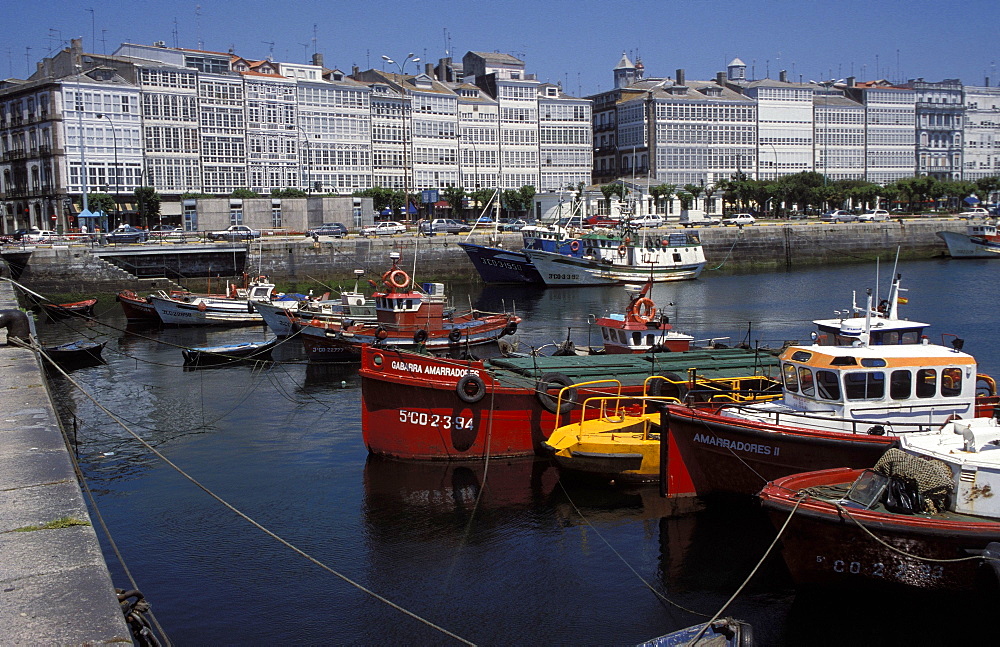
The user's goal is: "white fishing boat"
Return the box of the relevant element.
[937,222,1000,258]
[149,277,275,326]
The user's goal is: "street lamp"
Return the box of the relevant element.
[96,113,118,230]
[288,124,313,192]
[381,53,420,220]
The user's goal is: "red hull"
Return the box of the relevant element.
[117,291,159,322]
[663,404,896,496]
[360,347,654,460]
[42,299,96,319]
[760,468,1000,592]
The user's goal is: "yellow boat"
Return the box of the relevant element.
[542,374,780,485]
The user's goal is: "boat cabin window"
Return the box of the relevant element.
[916,369,937,398]
[790,351,812,362]
[645,333,657,346]
[890,370,911,399]
[782,364,799,392]
[816,370,841,400]
[844,371,885,400]
[798,367,815,396]
[632,331,642,345]
[672,252,682,262]
[860,358,886,367]
[942,367,963,397]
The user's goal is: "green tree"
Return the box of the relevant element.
[354,187,395,214]
[84,192,115,214]
[518,185,536,217]
[231,188,260,199]
[501,189,525,216]
[442,186,467,219]
[134,186,161,227]
[648,183,675,214]
[682,183,704,211]
[974,176,1000,203]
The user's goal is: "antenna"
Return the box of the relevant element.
[172,18,179,48]
[25,46,31,77]
[195,5,203,49]
[262,41,275,58]
[312,23,318,55]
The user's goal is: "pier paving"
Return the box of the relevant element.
[0,280,131,643]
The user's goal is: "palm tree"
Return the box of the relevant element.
[648,183,675,215]
[682,183,704,211]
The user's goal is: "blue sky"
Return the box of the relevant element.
[6,0,998,95]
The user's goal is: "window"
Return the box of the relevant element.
[782,363,799,393]
[816,371,840,400]
[916,369,937,398]
[844,371,885,400]
[798,367,815,397]
[941,368,962,397]
[890,370,911,400]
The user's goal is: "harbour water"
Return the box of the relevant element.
[39,258,999,645]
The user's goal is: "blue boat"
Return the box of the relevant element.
[459,224,583,284]
[181,337,279,367]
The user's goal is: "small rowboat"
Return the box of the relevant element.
[42,340,106,366]
[181,337,279,367]
[41,298,97,320]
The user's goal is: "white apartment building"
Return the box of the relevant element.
[406,73,460,191]
[293,69,371,194]
[743,77,815,180]
[464,52,540,190]
[234,59,299,194]
[813,89,865,180]
[962,84,1000,180]
[455,83,500,190]
[537,83,591,192]
[848,83,916,184]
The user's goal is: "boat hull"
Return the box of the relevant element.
[252,300,298,336]
[150,295,264,326]
[937,230,1000,259]
[43,341,106,367]
[525,250,705,286]
[457,242,544,284]
[42,299,96,320]
[359,345,780,461]
[116,291,160,323]
[760,468,1000,593]
[662,404,896,496]
[181,339,278,366]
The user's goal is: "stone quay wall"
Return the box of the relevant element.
[6,219,963,292]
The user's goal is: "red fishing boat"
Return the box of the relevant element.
[41,298,97,320]
[116,290,161,323]
[760,417,1000,593]
[592,282,694,354]
[359,343,781,460]
[299,253,520,363]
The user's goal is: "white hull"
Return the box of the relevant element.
[252,301,299,336]
[937,230,1000,258]
[525,250,705,285]
[150,295,264,326]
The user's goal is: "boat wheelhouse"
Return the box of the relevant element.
[664,331,999,497]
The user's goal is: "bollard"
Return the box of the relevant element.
[0,309,31,345]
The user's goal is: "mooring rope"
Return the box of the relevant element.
[19,338,476,646]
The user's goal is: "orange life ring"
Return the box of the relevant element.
[569,240,581,252]
[629,297,657,323]
[617,244,627,258]
[257,275,268,283]
[197,302,207,312]
[388,269,410,290]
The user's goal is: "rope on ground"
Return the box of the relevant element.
[688,495,805,645]
[21,338,477,646]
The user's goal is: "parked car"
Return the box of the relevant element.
[361,221,406,236]
[958,207,990,219]
[106,225,150,243]
[24,229,59,243]
[497,218,528,231]
[583,215,619,229]
[207,225,261,241]
[721,213,756,227]
[307,223,348,238]
[629,214,664,228]
[476,216,495,224]
[149,225,187,240]
[418,219,470,234]
[857,209,889,222]
[821,210,857,223]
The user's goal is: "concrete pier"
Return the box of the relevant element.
[5,218,966,292]
[0,280,131,643]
